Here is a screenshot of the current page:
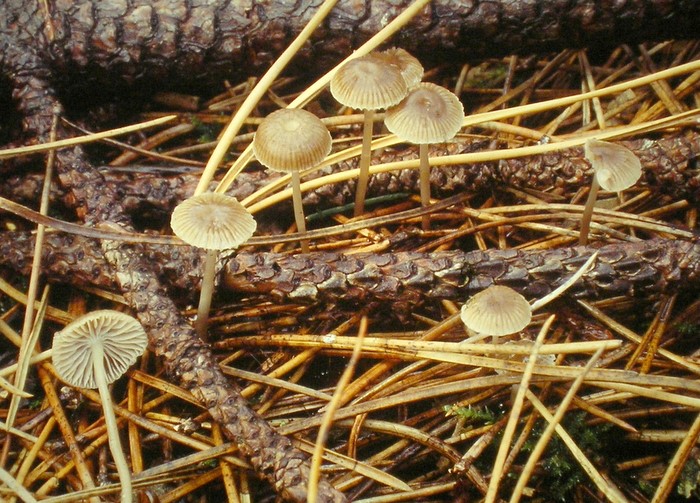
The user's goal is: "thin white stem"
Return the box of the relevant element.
[291,170,310,253]
[579,175,600,245]
[195,249,218,339]
[419,143,431,230]
[354,110,375,216]
[92,346,132,503]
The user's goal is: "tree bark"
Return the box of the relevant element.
[2,0,698,90]
[3,1,700,140]
[2,232,698,309]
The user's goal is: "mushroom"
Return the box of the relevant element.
[461,252,598,341]
[579,138,642,245]
[330,53,408,216]
[52,310,148,503]
[460,285,532,340]
[252,108,331,253]
[375,47,424,90]
[171,192,256,337]
[384,82,464,229]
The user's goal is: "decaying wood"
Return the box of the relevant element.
[223,238,700,305]
[2,232,698,309]
[2,0,699,109]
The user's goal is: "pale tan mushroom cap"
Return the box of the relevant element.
[52,310,148,389]
[253,108,332,173]
[584,138,642,192]
[385,83,464,144]
[460,285,532,337]
[171,192,256,251]
[376,48,424,89]
[330,54,408,110]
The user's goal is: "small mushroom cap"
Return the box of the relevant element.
[385,82,464,144]
[460,285,532,337]
[376,48,424,89]
[330,54,408,110]
[52,310,148,389]
[253,108,332,173]
[584,138,642,192]
[171,192,256,251]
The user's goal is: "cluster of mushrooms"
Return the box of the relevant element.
[169,47,470,342]
[44,48,644,503]
[330,48,464,226]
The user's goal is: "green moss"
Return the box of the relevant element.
[675,322,700,337]
[521,412,614,502]
[677,457,700,499]
[465,63,508,88]
[200,459,218,469]
[444,404,499,425]
[191,116,219,144]
[637,478,656,497]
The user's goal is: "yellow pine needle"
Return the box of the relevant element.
[0,116,176,160]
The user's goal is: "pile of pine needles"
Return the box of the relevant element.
[1,7,700,503]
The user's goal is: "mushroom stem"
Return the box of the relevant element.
[290,170,310,253]
[354,109,375,217]
[195,249,218,338]
[579,175,601,245]
[92,345,133,503]
[418,143,431,230]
